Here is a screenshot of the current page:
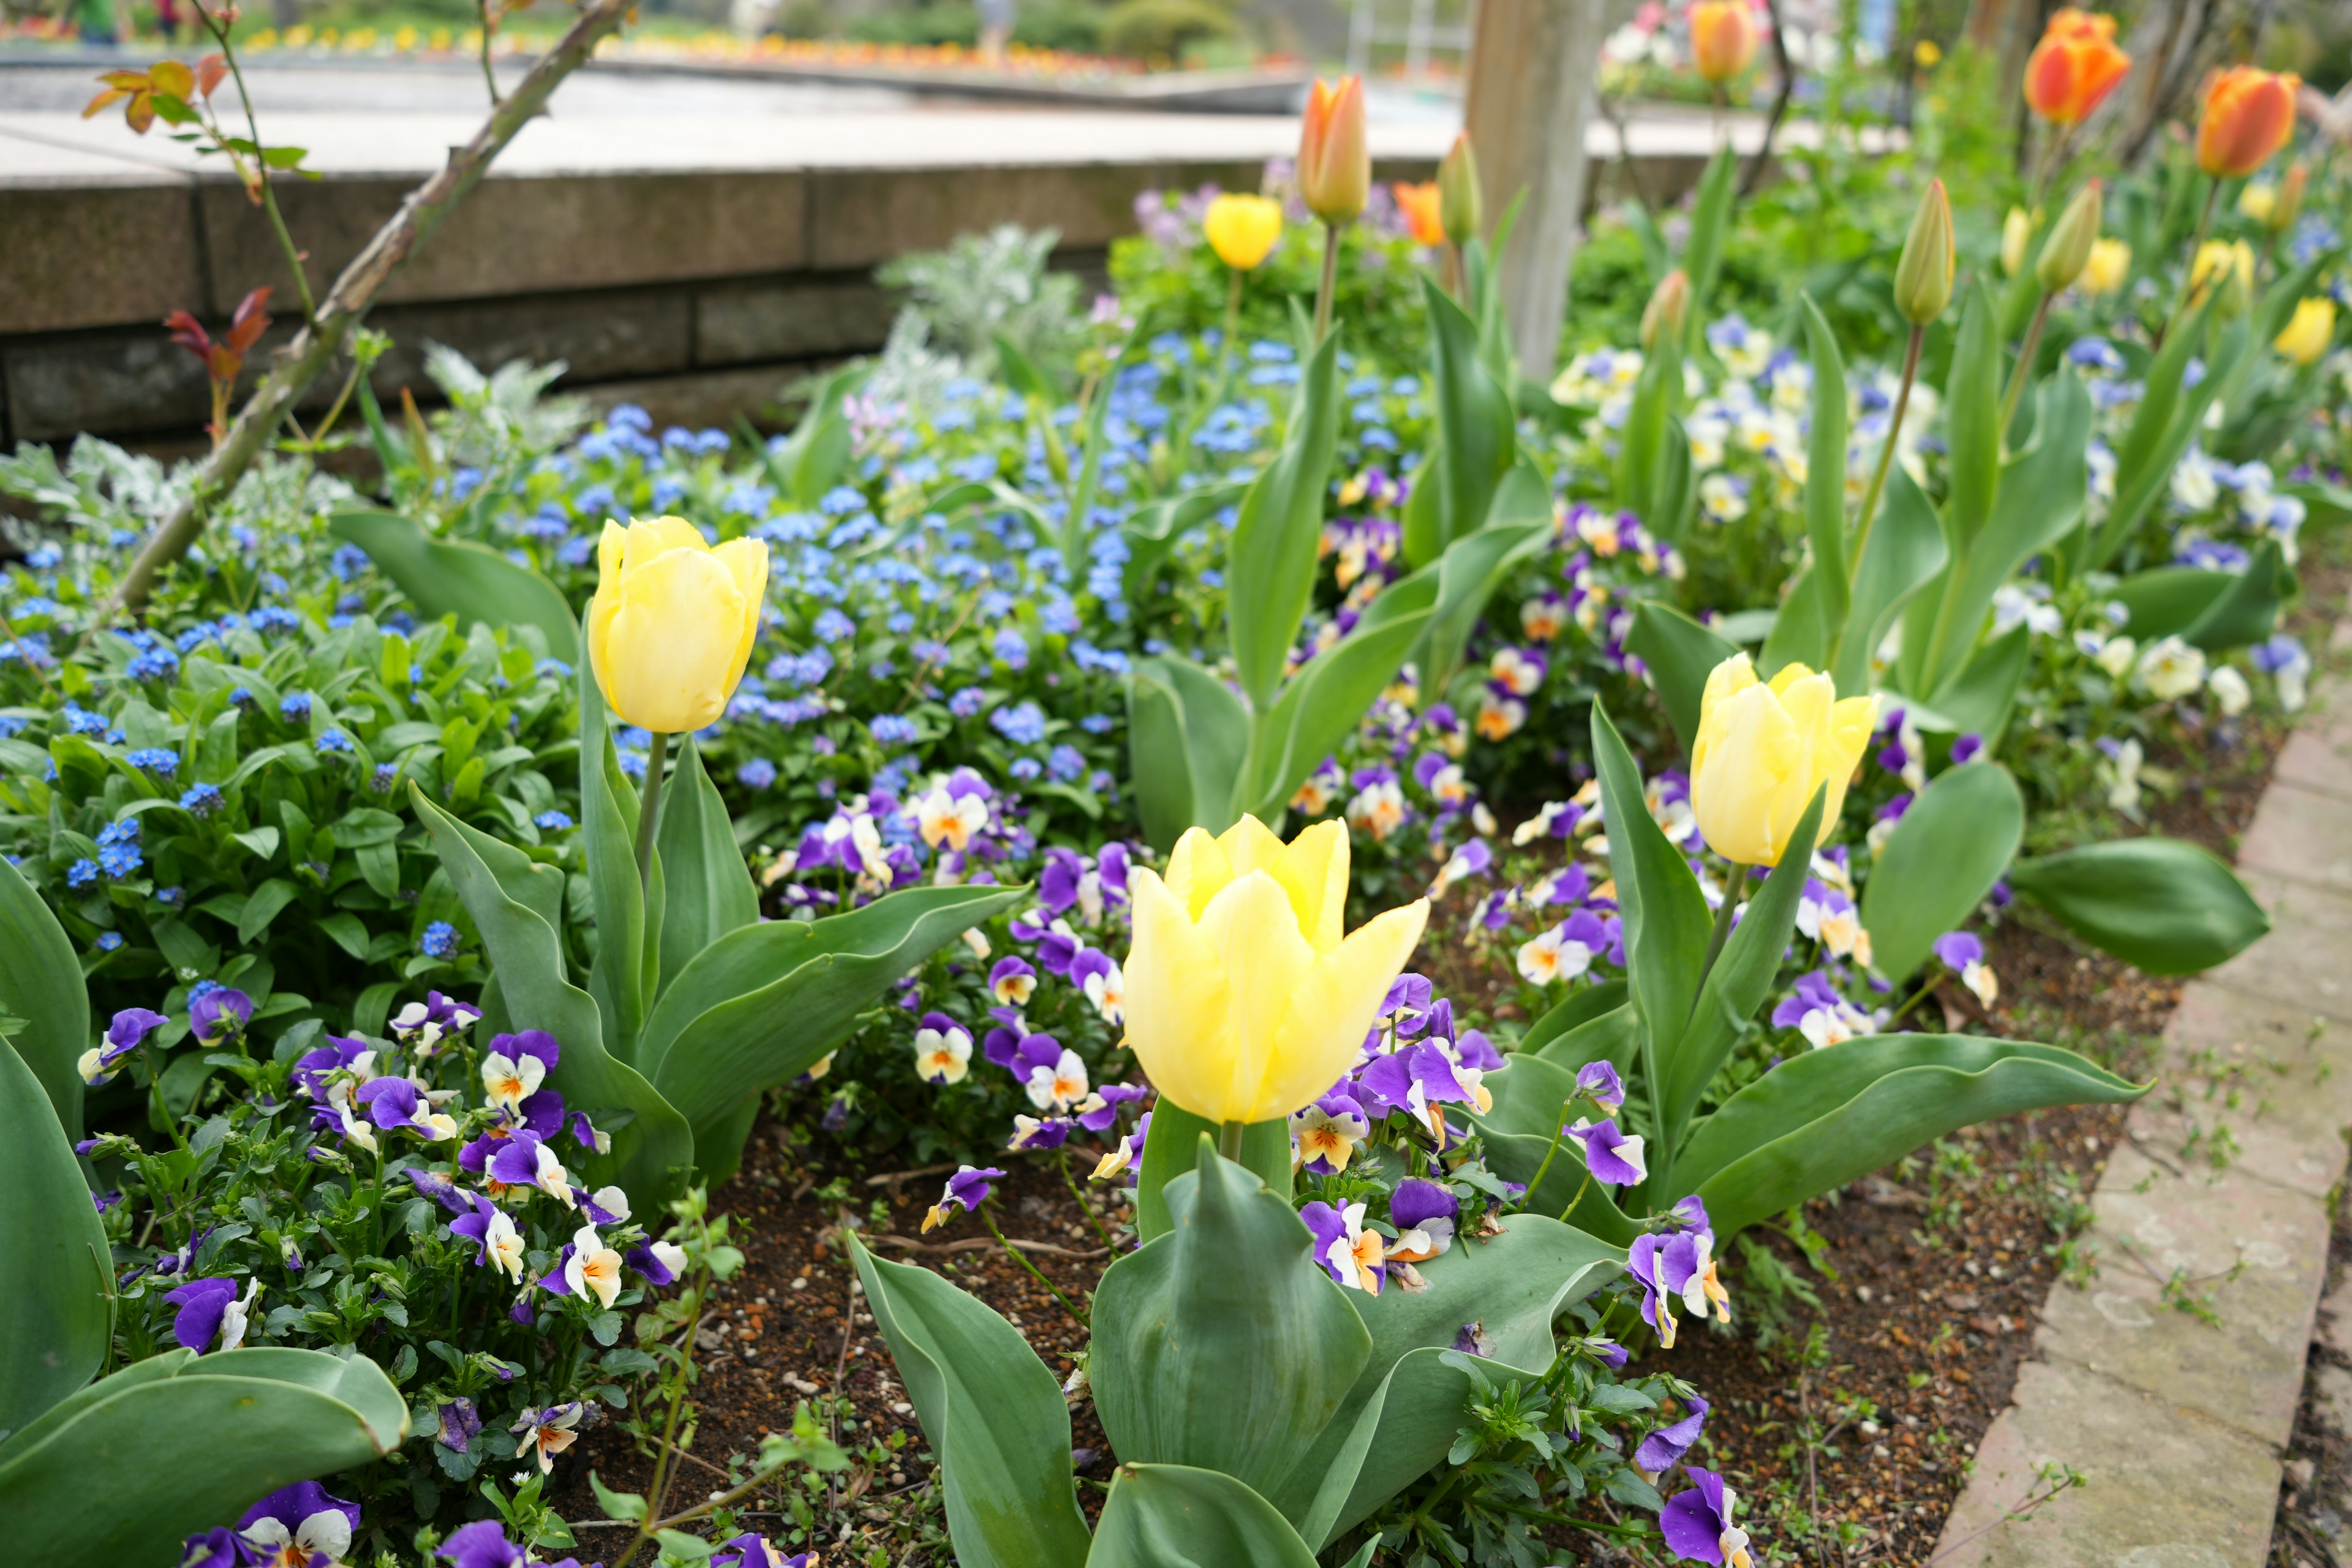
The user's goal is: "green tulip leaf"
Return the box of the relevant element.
[647,884,1029,1179]
[2092,295,2238,570]
[1680,1035,2148,1238]
[1940,281,2003,556]
[1924,622,2034,740]
[0,1348,407,1564]
[327,511,578,664]
[1400,278,1520,569]
[1244,605,1435,825]
[2005,836,2270,975]
[1127,655,1251,849]
[1466,1054,1638,1245]
[413,788,693,1210]
[0,1031,110,1442]
[1093,1142,1370,1519]
[1131,1102,1292,1243]
[1517,979,1629,1058]
[840,1234,1092,1568]
[1121,480,1253,601]
[1411,518,1553,699]
[1229,331,1341,710]
[0,853,91,1137]
[576,644,659,1063]
[766,362,868,508]
[1624,601,1738,760]
[1798,295,1851,631]
[2116,539,2295,652]
[1615,334,1684,540]
[1761,565,1829,678]
[1088,1463,1320,1568]
[1679,146,1737,347]
[654,736,760,1001]
[1860,761,2023,982]
[1271,1214,1621,1544]
[1834,459,1949,697]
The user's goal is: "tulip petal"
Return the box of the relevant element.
[1193,870,1321,1123]
[601,546,747,733]
[1693,682,1800,865]
[1123,867,1241,1121]
[1268,818,1349,954]
[1216,814,1288,876]
[1164,827,1234,919]
[588,521,629,715]
[624,514,707,574]
[710,537,770,693]
[1258,899,1430,1123]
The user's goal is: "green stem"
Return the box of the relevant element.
[635,731,669,895]
[2155,177,2221,352]
[981,1207,1090,1329]
[1697,868,1740,989]
[1313,222,1341,342]
[1218,1119,1245,1162]
[1057,1150,1118,1254]
[1997,292,2054,446]
[1523,1095,1582,1202]
[1556,1166,1595,1226]
[477,0,503,105]
[616,1224,709,1568]
[1846,323,1923,589]
[203,5,317,323]
[145,1043,187,1152]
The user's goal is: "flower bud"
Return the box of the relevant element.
[1690,0,1759,83]
[2272,162,2307,234]
[1438,130,1482,246]
[2022,9,2131,126]
[1640,269,1691,351]
[2196,67,2300,179]
[2275,298,2335,366]
[2188,239,2255,317]
[2037,180,2102,293]
[2000,207,2033,277]
[1893,179,1955,325]
[1203,192,1283,271]
[1298,75,1370,227]
[2080,236,2130,295]
[1392,182,1444,246]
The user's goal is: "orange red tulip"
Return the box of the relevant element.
[1393,182,1444,246]
[1298,75,1370,227]
[2021,10,2130,126]
[1689,0,1758,83]
[2196,67,2299,178]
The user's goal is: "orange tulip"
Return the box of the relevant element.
[2196,67,2300,179]
[1689,0,1758,83]
[2021,10,2130,126]
[1298,75,1370,227]
[1393,181,1445,246]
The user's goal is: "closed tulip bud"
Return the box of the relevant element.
[2188,239,2255,316]
[2272,162,2307,233]
[1298,75,1370,227]
[2000,206,2034,277]
[1202,192,1283,271]
[1691,654,1876,867]
[1893,178,1956,325]
[1640,268,1691,350]
[2275,298,2335,366]
[1438,130,1481,246]
[1393,181,1445,246]
[2022,9,2131,126]
[2196,67,2300,179]
[2236,181,2275,225]
[589,516,767,734]
[1689,0,1759,83]
[1123,817,1428,1125]
[2037,180,2101,293]
[2080,236,2130,295]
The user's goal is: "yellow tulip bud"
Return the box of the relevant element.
[1123,816,1428,1126]
[2272,162,2307,235]
[587,516,767,734]
[2036,180,2101,293]
[1202,193,1283,271]
[2275,298,2336,366]
[1640,268,1691,352]
[2236,181,2275,225]
[2079,236,2130,296]
[1438,130,1482,247]
[1893,178,1956,325]
[2000,206,2034,277]
[2188,239,2255,317]
[1690,654,1875,866]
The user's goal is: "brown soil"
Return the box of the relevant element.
[2274,1186,2352,1568]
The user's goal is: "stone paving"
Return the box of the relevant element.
[1936,639,2352,1565]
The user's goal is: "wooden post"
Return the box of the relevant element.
[1463,0,1609,384]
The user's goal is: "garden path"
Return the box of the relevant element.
[1937,612,2352,1566]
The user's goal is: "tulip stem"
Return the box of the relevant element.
[1698,873,1741,989]
[635,730,669,895]
[1218,1120,1246,1163]
[1313,222,1341,343]
[1999,293,2054,450]
[1846,323,1923,590]
[2155,178,2221,352]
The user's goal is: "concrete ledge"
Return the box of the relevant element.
[1934,652,2352,1566]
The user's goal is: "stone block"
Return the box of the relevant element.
[2237,780,2352,897]
[1933,1360,2278,1568]
[0,182,202,336]
[2032,1136,2326,1448]
[2206,872,2352,1027]
[369,288,696,388]
[4,329,211,443]
[2274,726,2352,805]
[695,274,901,366]
[2133,982,2352,1202]
[808,159,1254,271]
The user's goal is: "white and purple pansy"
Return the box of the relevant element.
[480,1029,562,1126]
[1634,1394,1710,1473]
[1010,1114,1072,1151]
[1567,1117,1648,1187]
[1291,1090,1372,1174]
[77,1005,167,1086]
[1932,930,2000,1009]
[922,1164,1005,1233]
[1301,1199,1386,1294]
[486,1130,575,1205]
[628,1239,689,1286]
[987,955,1036,1007]
[434,1519,596,1568]
[235,1480,360,1568]
[510,1401,586,1476]
[1575,1060,1627,1114]
[164,1274,260,1353]
[1660,1465,1757,1566]
[1074,1081,1146,1133]
[561,1223,625,1308]
[571,1183,631,1226]
[710,1531,810,1568]
[1386,1178,1458,1264]
[177,1526,241,1568]
[912,1012,974,1084]
[1022,1041,1090,1112]
[1626,1234,1682,1348]
[1771,970,1874,1049]
[187,985,253,1047]
[1091,1110,1150,1182]
[1070,946,1126,1023]
[450,1193,528,1281]
[353,1075,458,1140]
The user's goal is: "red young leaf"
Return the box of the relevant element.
[224,287,273,355]
[163,309,213,363]
[195,55,228,98]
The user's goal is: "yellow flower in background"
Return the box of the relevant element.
[1123,816,1428,1126]
[2079,236,2130,295]
[2236,181,2276,224]
[2188,239,2255,311]
[1691,654,1875,866]
[2000,206,2034,277]
[1203,193,1283,271]
[1689,0,1759,82]
[588,516,767,734]
[2276,298,2337,366]
[1913,39,1942,67]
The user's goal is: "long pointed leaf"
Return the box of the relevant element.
[1131,1101,1291,1243]
[843,1234,1091,1568]
[1229,331,1341,709]
[1245,608,1434,823]
[578,645,657,1064]
[654,737,760,1000]
[1940,281,2002,555]
[1126,655,1251,847]
[0,853,91,1137]
[328,511,578,663]
[1120,480,1252,601]
[1090,1463,1319,1567]
[1399,278,1519,568]
[0,1031,110,1441]
[2005,837,2269,974]
[1835,461,1948,696]
[1624,603,1738,759]
[1858,761,2023,982]
[1800,295,1850,635]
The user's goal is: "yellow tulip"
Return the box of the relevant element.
[1123,816,1428,1126]
[2188,239,2255,317]
[588,516,768,734]
[1690,654,1875,866]
[2275,298,2336,366]
[2079,236,2130,295]
[1202,193,1283,271]
[2000,206,2034,277]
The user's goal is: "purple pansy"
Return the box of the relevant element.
[435,1520,527,1568]
[404,1166,473,1215]
[1932,930,1985,970]
[436,1396,483,1453]
[188,987,253,1046]
[1388,1178,1459,1262]
[1635,1395,1710,1472]
[1568,1118,1648,1186]
[178,1526,241,1567]
[236,1480,360,1566]
[922,1165,1005,1232]
[164,1275,244,1352]
[712,1534,808,1568]
[1575,1060,1626,1113]
[1659,1466,1754,1565]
